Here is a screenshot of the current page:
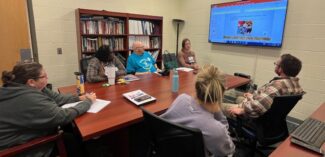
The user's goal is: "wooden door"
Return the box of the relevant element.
[0,0,31,85]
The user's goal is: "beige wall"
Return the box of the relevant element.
[32,0,325,120]
[179,0,325,120]
[32,0,182,88]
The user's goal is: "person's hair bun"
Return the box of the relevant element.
[197,64,224,84]
[1,71,15,84]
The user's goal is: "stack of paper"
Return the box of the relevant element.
[62,99,110,113]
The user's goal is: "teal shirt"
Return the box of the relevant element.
[126,51,157,73]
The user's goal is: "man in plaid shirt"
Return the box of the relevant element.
[226,54,304,118]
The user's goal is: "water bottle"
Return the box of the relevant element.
[74,72,85,95]
[172,69,179,92]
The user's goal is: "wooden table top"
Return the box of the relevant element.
[270,102,325,157]
[58,71,250,141]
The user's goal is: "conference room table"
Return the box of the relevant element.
[270,102,325,157]
[58,71,250,141]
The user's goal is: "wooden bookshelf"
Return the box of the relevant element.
[75,8,163,68]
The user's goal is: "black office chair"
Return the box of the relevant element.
[231,94,304,156]
[141,107,205,157]
[233,73,257,93]
[80,57,93,81]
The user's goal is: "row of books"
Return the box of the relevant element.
[129,20,160,35]
[128,36,160,49]
[80,16,125,35]
[82,37,124,52]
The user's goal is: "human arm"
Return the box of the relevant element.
[241,84,279,118]
[177,51,199,69]
[228,105,245,117]
[126,55,136,74]
[214,111,229,128]
[204,119,235,156]
[86,59,107,82]
[17,92,93,129]
[177,51,189,67]
[42,88,79,106]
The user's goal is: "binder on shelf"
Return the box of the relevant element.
[123,90,156,106]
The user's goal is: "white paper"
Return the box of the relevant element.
[62,99,110,113]
[176,67,194,72]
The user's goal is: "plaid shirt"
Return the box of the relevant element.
[86,56,126,83]
[241,77,303,118]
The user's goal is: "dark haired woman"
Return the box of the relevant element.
[0,62,96,157]
[87,45,126,82]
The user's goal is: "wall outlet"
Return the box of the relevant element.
[57,48,62,54]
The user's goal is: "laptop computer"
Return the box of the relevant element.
[290,118,325,154]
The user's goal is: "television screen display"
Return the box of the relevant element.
[208,0,288,47]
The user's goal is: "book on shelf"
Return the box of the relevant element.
[116,53,126,66]
[129,36,150,49]
[82,37,98,52]
[150,50,159,61]
[80,16,125,35]
[150,37,160,48]
[123,90,156,106]
[128,20,159,35]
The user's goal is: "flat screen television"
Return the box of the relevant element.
[208,0,288,47]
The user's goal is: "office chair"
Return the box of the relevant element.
[80,57,93,81]
[234,73,257,92]
[231,94,303,156]
[141,107,205,157]
[0,131,67,157]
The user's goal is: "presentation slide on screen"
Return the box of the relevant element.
[209,0,287,46]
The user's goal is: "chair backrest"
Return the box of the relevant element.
[0,131,67,157]
[141,107,205,157]
[80,57,93,81]
[255,94,303,145]
[234,73,251,92]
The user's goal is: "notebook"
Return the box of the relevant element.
[290,118,325,154]
[123,90,156,106]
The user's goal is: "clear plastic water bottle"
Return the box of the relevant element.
[172,69,179,92]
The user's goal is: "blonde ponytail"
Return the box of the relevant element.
[195,64,225,113]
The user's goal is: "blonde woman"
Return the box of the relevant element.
[161,64,235,157]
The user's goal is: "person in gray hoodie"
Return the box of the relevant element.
[0,62,96,157]
[161,64,235,157]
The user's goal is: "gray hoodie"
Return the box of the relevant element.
[0,84,91,157]
[161,94,235,157]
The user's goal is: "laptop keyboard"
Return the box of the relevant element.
[291,118,325,147]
